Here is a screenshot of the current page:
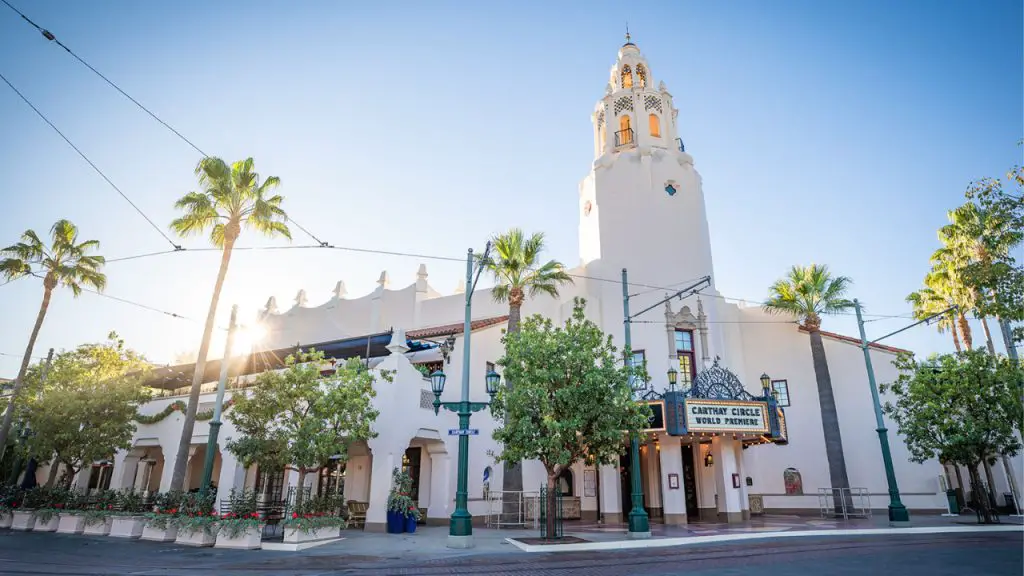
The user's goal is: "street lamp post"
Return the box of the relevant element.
[429,245,495,549]
[854,299,910,525]
[200,305,239,497]
[621,268,651,538]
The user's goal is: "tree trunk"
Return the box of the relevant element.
[45,460,60,487]
[807,328,852,512]
[998,318,1018,363]
[982,458,998,509]
[296,468,308,506]
[958,313,973,349]
[0,286,53,460]
[951,324,962,353]
[501,301,524,520]
[169,239,235,492]
[968,463,993,523]
[980,316,996,355]
[62,464,77,490]
[953,465,966,510]
[545,471,558,539]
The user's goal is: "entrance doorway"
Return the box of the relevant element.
[619,451,633,515]
[681,446,699,518]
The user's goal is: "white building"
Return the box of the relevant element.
[38,39,1021,529]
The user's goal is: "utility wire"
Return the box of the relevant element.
[0,70,182,250]
[1,0,328,247]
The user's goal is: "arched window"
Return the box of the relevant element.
[483,466,492,498]
[557,468,574,496]
[621,65,633,89]
[648,113,661,137]
[598,125,606,149]
[617,114,633,146]
[636,64,647,88]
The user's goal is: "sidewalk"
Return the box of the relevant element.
[301,513,1023,558]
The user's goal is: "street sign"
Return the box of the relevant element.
[448,428,479,436]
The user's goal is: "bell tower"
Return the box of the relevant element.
[578,37,716,294]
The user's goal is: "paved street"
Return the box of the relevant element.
[0,529,1020,575]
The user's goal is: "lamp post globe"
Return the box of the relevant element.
[760,373,771,397]
[485,370,501,397]
[430,370,447,396]
[667,366,678,392]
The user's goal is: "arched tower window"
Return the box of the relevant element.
[617,114,633,146]
[621,65,633,89]
[648,113,661,137]
[636,64,647,88]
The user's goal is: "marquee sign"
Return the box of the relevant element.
[684,399,769,434]
[643,400,666,432]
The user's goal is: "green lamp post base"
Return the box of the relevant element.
[888,503,910,525]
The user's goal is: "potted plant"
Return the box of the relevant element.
[283,494,347,543]
[214,489,263,550]
[57,491,86,534]
[82,491,118,536]
[173,492,218,547]
[109,489,147,539]
[386,468,415,534]
[11,487,37,531]
[31,487,69,532]
[141,492,182,542]
[0,485,18,529]
[404,504,421,534]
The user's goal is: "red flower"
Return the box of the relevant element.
[169,508,177,514]
[55,504,63,509]
[250,512,259,519]
[292,512,298,519]
[107,505,113,510]
[12,503,17,508]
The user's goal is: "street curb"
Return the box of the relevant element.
[504,525,1024,553]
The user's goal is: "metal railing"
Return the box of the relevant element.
[817,487,871,519]
[615,128,635,147]
[485,490,540,529]
[675,137,685,152]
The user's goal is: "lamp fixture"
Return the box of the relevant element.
[667,366,678,392]
[704,452,713,467]
[485,370,501,398]
[760,373,771,397]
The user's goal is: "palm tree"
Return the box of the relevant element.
[906,286,960,352]
[167,157,289,492]
[0,220,105,458]
[926,265,974,349]
[763,264,854,508]
[481,229,573,335]
[481,228,572,502]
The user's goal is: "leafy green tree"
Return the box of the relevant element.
[480,228,573,498]
[491,299,649,536]
[226,351,381,500]
[881,350,1022,523]
[0,219,106,459]
[763,264,855,504]
[168,157,290,492]
[906,272,965,352]
[20,333,149,488]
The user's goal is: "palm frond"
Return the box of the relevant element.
[0,258,32,281]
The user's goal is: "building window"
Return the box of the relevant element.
[255,466,285,501]
[598,125,605,149]
[665,184,677,196]
[87,464,113,492]
[675,330,695,387]
[621,64,633,89]
[772,379,791,407]
[648,113,661,137]
[557,468,574,496]
[318,460,346,497]
[617,114,634,146]
[483,466,492,499]
[636,64,647,88]
[402,447,422,501]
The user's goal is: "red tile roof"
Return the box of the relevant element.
[408,315,509,339]
[798,326,911,355]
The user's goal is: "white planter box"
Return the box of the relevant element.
[11,511,35,531]
[57,514,86,534]
[175,527,217,547]
[0,513,12,529]
[109,516,146,539]
[284,525,340,543]
[141,523,178,542]
[32,513,60,532]
[83,517,113,536]
[215,525,263,550]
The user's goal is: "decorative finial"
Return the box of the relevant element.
[294,289,308,308]
[377,270,390,289]
[333,280,347,300]
[264,296,279,315]
[416,263,428,281]
[625,23,631,44]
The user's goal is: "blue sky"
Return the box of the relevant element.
[0,0,1021,375]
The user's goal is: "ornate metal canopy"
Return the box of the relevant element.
[686,357,757,401]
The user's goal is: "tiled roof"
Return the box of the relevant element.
[408,315,509,339]
[799,327,911,355]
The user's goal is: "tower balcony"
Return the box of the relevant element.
[615,128,635,148]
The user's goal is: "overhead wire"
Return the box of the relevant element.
[1,0,328,247]
[0,71,182,250]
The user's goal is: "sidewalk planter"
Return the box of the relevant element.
[57,513,86,534]
[83,516,113,536]
[283,525,340,544]
[0,513,13,529]
[32,511,60,532]
[140,523,178,542]
[404,515,417,534]
[386,510,405,534]
[11,511,36,531]
[109,516,146,539]
[215,525,263,550]
[175,527,218,547]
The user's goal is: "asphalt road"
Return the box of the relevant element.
[0,531,1020,575]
